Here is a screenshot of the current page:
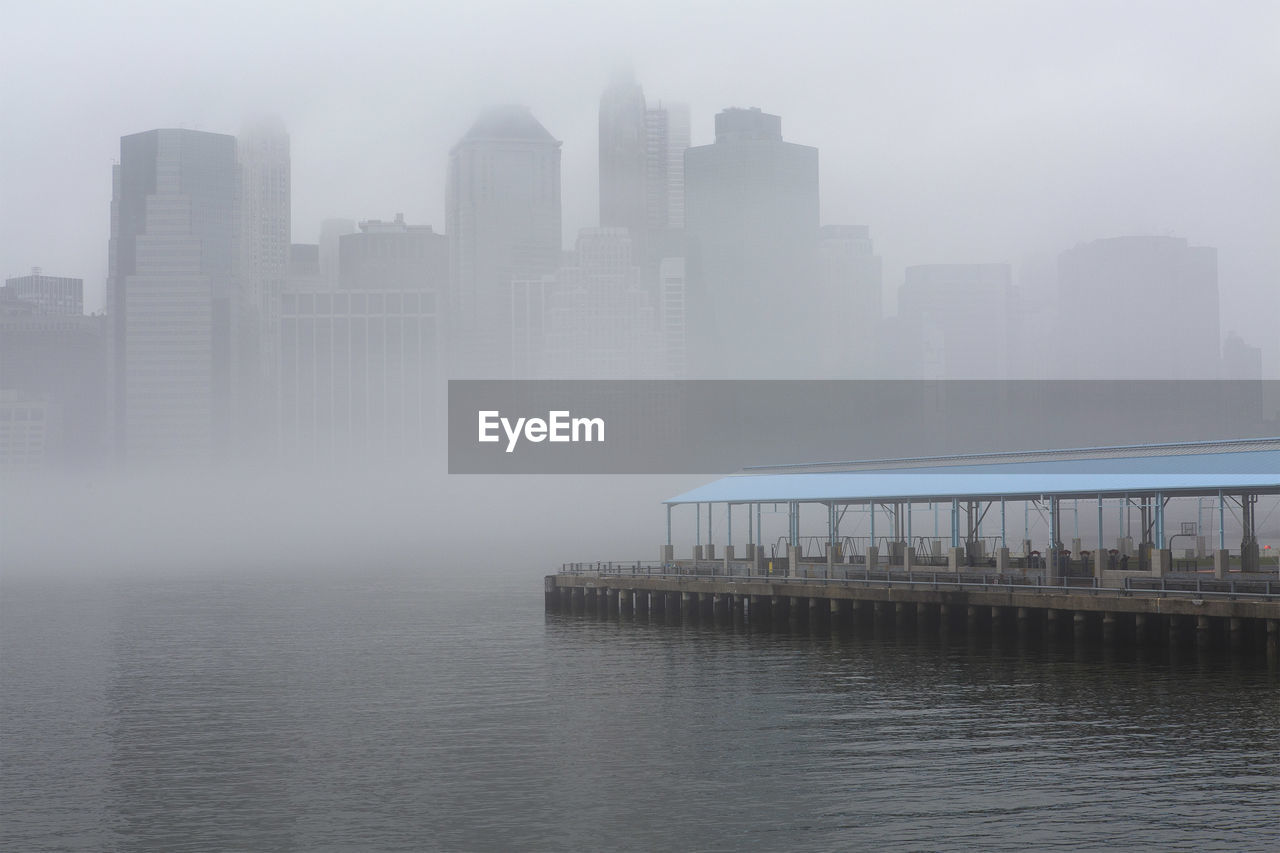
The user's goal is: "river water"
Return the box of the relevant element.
[3,565,1278,851]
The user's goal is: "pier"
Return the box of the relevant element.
[549,438,1280,653]
[546,564,1280,652]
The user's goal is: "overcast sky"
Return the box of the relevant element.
[3,0,1277,361]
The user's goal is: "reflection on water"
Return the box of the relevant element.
[3,570,1277,852]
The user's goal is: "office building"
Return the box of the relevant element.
[3,269,83,315]
[684,107,819,377]
[447,105,561,377]
[511,228,662,379]
[819,225,883,377]
[107,128,238,461]
[0,306,107,466]
[279,288,438,457]
[1056,236,1219,378]
[338,214,448,291]
[318,219,357,289]
[237,117,290,451]
[896,263,1012,380]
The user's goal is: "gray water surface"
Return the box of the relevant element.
[2,567,1278,852]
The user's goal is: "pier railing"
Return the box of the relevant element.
[557,562,1280,601]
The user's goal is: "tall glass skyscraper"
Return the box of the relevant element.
[107,128,239,460]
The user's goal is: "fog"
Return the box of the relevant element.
[5,1,1278,347]
[3,1,1280,577]
[0,464,706,578]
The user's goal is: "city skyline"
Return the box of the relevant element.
[3,1,1275,371]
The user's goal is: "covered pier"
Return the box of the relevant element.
[548,438,1280,653]
[657,437,1280,584]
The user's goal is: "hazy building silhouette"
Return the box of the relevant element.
[1221,330,1265,425]
[819,225,882,377]
[318,219,357,289]
[3,269,83,316]
[279,288,438,457]
[0,304,107,467]
[338,214,447,291]
[0,390,56,473]
[659,256,687,378]
[895,263,1012,380]
[599,72,648,242]
[107,128,239,461]
[1222,331,1262,380]
[684,107,819,377]
[237,117,290,453]
[447,105,561,377]
[288,243,321,284]
[512,228,661,379]
[646,101,690,233]
[1056,236,1219,378]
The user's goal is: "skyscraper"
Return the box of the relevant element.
[819,225,883,377]
[237,117,290,452]
[599,71,648,240]
[644,101,691,234]
[684,107,819,377]
[107,128,239,460]
[1055,236,1219,378]
[447,105,561,377]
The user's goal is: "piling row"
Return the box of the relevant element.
[545,575,1280,654]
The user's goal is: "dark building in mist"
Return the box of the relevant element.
[1056,236,1219,379]
[107,128,239,461]
[338,214,448,291]
[237,117,291,454]
[819,226,883,377]
[895,263,1012,380]
[0,304,107,468]
[684,107,819,377]
[3,269,84,316]
[447,106,561,377]
[278,289,438,456]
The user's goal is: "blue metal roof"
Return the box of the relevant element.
[664,442,1280,504]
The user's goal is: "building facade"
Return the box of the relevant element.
[237,117,291,452]
[1056,236,1219,379]
[510,228,663,379]
[0,306,107,468]
[895,263,1012,380]
[338,214,448,291]
[4,269,84,315]
[819,225,883,378]
[107,128,239,461]
[684,107,820,378]
[279,288,439,457]
[447,105,562,378]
